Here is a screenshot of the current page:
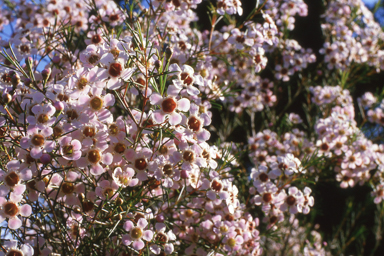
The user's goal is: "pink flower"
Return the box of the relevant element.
[0,192,32,229]
[0,160,32,196]
[20,126,55,159]
[0,240,34,256]
[150,90,190,126]
[122,218,154,250]
[59,137,82,161]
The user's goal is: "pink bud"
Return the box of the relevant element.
[52,56,61,64]
[41,68,51,79]
[180,170,189,179]
[54,101,64,111]
[40,153,51,164]
[156,214,165,222]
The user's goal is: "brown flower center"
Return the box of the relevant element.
[188,116,201,132]
[5,172,20,187]
[135,158,147,170]
[4,202,18,217]
[180,72,193,85]
[259,173,269,182]
[286,195,296,206]
[156,232,168,243]
[108,63,122,77]
[5,249,23,256]
[88,150,101,164]
[63,145,73,155]
[88,54,100,64]
[91,34,102,44]
[114,143,126,154]
[66,109,79,122]
[31,134,45,147]
[262,193,272,203]
[163,164,174,176]
[90,96,103,111]
[183,150,194,162]
[61,182,75,194]
[211,179,222,192]
[161,98,177,113]
[83,126,96,137]
[131,227,143,239]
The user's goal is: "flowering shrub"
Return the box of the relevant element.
[1,0,384,255]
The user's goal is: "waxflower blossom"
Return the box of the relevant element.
[0,160,32,196]
[122,218,154,250]
[0,192,32,229]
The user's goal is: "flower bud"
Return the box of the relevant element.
[154,59,161,70]
[52,55,61,64]
[40,153,51,164]
[41,68,51,80]
[74,206,81,214]
[116,198,123,205]
[11,73,20,86]
[180,170,189,179]
[54,101,65,111]
[165,47,173,60]
[156,214,165,222]
[2,93,12,105]
[78,193,85,202]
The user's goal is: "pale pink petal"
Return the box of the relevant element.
[20,244,35,255]
[169,112,182,126]
[90,164,105,176]
[150,93,163,105]
[8,217,22,229]
[167,83,182,96]
[123,220,134,231]
[121,68,134,81]
[137,218,148,229]
[20,204,32,216]
[132,239,145,250]
[177,98,190,112]
[153,111,166,124]
[104,94,115,107]
[71,140,82,151]
[13,184,26,195]
[143,230,153,241]
[186,85,200,96]
[121,234,132,245]
[102,153,113,165]
[7,160,20,170]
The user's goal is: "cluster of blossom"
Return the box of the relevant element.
[0,0,296,254]
[311,86,384,204]
[319,0,384,71]
[357,91,384,126]
[249,154,314,231]
[248,128,314,167]
[261,217,330,256]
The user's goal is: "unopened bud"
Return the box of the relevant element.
[165,47,173,60]
[180,170,189,179]
[25,57,33,65]
[212,75,218,82]
[2,93,12,105]
[11,73,20,87]
[24,78,32,87]
[41,68,51,80]
[74,206,81,214]
[54,101,64,111]
[154,59,161,70]
[40,153,51,164]
[52,56,61,64]
[118,213,123,220]
[156,214,165,223]
[78,193,85,202]
[116,197,123,205]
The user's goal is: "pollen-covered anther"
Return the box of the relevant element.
[161,98,177,113]
[37,114,49,124]
[31,134,45,147]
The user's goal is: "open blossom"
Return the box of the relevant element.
[20,126,55,159]
[98,52,134,90]
[150,86,190,126]
[0,240,34,256]
[122,218,154,250]
[0,160,32,196]
[0,192,32,229]
[59,137,82,161]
